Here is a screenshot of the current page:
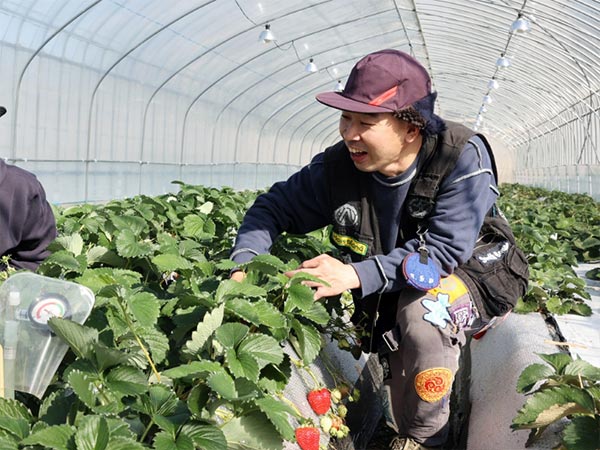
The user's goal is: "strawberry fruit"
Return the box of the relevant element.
[307,388,331,415]
[295,426,320,450]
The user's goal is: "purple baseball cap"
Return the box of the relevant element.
[316,49,432,114]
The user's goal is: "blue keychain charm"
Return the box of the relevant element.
[402,227,440,291]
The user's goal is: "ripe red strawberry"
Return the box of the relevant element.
[307,388,331,415]
[295,426,320,450]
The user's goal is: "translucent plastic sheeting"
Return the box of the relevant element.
[0,0,598,203]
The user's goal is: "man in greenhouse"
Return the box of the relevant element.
[0,106,57,271]
[230,49,516,450]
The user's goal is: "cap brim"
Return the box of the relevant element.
[316,92,393,114]
[0,107,6,118]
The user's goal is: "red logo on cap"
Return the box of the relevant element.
[368,85,398,107]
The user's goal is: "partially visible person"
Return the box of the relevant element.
[0,106,57,271]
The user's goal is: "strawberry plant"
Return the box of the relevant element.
[512,353,600,450]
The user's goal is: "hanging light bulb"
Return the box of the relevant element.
[334,80,344,92]
[487,79,499,90]
[496,55,511,68]
[305,58,318,73]
[483,95,493,104]
[511,15,532,33]
[259,24,276,43]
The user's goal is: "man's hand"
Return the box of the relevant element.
[285,254,360,300]
[230,270,246,282]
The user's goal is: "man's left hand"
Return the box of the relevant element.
[284,254,360,300]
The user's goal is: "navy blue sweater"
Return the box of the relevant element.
[231,136,498,298]
[0,161,57,270]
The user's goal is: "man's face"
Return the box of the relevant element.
[338,111,420,177]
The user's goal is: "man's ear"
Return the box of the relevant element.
[405,124,421,143]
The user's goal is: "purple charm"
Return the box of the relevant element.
[402,252,441,291]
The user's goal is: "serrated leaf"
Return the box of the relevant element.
[74,415,109,450]
[39,389,77,425]
[111,215,147,236]
[185,304,224,355]
[67,370,123,415]
[198,201,214,214]
[0,398,33,422]
[255,397,298,441]
[128,292,160,328]
[207,370,238,400]
[0,436,18,450]
[564,359,600,380]
[105,366,148,395]
[516,363,554,393]
[152,253,193,272]
[115,229,156,258]
[214,322,249,348]
[154,430,194,450]
[48,318,98,359]
[290,319,322,365]
[92,341,131,372]
[0,417,29,440]
[562,416,600,450]
[242,254,287,275]
[221,412,282,450]
[238,334,284,368]
[104,437,146,450]
[225,348,260,382]
[537,353,574,374]
[215,280,266,303]
[55,233,84,256]
[226,298,286,329]
[44,250,85,273]
[181,423,227,450]
[284,283,315,313]
[512,385,594,428]
[162,360,222,379]
[20,424,75,450]
[301,301,330,325]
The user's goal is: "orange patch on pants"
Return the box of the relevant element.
[414,368,453,402]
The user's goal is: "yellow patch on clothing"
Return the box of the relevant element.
[414,368,453,403]
[427,274,468,304]
[331,232,368,256]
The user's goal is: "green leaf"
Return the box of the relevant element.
[290,319,322,365]
[116,229,156,258]
[181,423,227,450]
[255,397,298,441]
[564,359,600,381]
[185,304,224,355]
[48,318,98,359]
[136,327,170,365]
[301,301,331,325]
[225,348,260,382]
[55,233,84,256]
[538,353,574,374]
[74,415,109,450]
[215,280,266,303]
[284,283,314,313]
[153,430,195,450]
[242,254,287,275]
[512,385,595,428]
[221,412,283,450]
[105,437,146,450]
[562,416,600,450]
[226,298,287,329]
[207,369,238,400]
[128,292,160,328]
[105,366,148,395]
[21,424,75,450]
[238,334,284,368]
[0,398,32,422]
[162,360,222,379]
[214,322,249,348]
[38,389,77,425]
[152,253,193,272]
[0,417,29,440]
[43,250,85,273]
[92,342,132,372]
[67,370,123,414]
[516,363,554,393]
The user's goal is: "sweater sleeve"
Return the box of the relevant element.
[231,154,331,264]
[352,136,499,297]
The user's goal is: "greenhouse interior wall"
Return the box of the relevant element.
[0,0,598,204]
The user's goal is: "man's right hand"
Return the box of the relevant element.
[230,271,246,282]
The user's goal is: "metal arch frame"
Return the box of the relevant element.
[79,1,218,198]
[10,0,103,161]
[293,109,340,165]
[215,8,399,167]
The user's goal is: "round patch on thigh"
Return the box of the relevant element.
[414,368,453,402]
